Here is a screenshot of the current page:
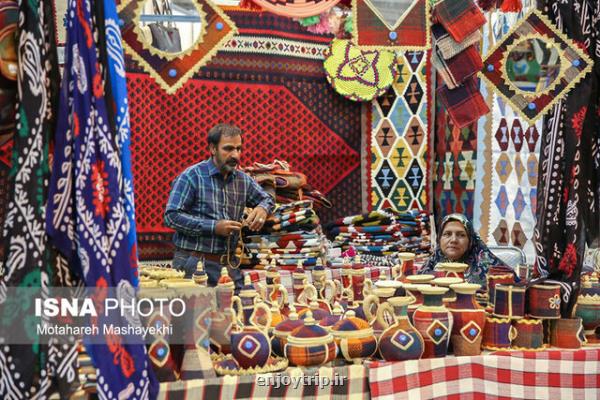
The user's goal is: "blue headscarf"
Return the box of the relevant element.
[420,213,508,286]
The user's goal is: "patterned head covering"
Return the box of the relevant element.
[420,213,508,286]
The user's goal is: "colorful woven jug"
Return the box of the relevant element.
[412,286,453,358]
[230,302,272,369]
[447,283,486,356]
[323,39,396,102]
[377,296,424,361]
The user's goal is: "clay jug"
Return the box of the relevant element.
[447,283,485,356]
[413,286,453,358]
[377,296,424,361]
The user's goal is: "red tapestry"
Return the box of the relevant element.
[127,10,367,257]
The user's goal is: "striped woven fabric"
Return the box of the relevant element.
[368,348,600,399]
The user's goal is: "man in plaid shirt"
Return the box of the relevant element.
[165,124,274,289]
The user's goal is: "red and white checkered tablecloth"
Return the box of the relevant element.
[367,348,600,400]
[157,364,370,400]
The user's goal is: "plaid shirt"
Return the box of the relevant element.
[165,159,274,254]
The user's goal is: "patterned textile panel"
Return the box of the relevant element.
[432,88,477,221]
[0,139,11,261]
[371,51,429,212]
[474,9,541,264]
[126,10,368,258]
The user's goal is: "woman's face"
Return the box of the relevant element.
[440,221,470,261]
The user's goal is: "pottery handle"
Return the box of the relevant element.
[273,284,289,308]
[376,301,394,329]
[323,280,337,305]
[256,282,267,301]
[250,301,273,333]
[363,294,379,323]
[333,279,343,299]
[231,295,244,325]
[300,283,318,304]
[363,279,373,298]
[509,325,518,342]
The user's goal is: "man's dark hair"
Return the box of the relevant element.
[207,123,242,147]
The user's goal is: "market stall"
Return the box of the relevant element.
[0,0,598,398]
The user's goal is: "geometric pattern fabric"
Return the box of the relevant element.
[474,9,542,265]
[486,95,542,264]
[371,51,428,212]
[433,91,478,221]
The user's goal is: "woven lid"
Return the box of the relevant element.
[331,310,370,332]
[287,310,332,342]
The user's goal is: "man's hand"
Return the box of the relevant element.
[215,220,243,237]
[244,207,268,232]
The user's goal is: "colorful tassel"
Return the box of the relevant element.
[500,0,522,12]
[299,15,321,27]
[239,0,263,11]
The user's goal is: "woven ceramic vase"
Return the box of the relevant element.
[526,284,561,319]
[398,252,416,277]
[482,316,516,350]
[448,283,486,356]
[493,284,526,319]
[285,310,337,366]
[573,276,600,346]
[511,318,544,350]
[549,318,586,349]
[377,296,424,361]
[413,286,453,358]
[486,273,515,309]
[230,302,272,369]
[331,310,377,363]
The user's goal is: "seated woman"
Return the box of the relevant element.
[420,213,511,286]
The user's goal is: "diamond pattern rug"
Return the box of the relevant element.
[474,9,542,264]
[371,51,429,212]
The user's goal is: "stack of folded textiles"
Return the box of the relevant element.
[325,209,431,259]
[243,159,332,209]
[241,200,328,271]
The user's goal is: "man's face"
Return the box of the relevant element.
[210,134,242,174]
[439,221,470,261]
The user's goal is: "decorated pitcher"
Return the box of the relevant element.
[377,296,424,361]
[412,286,453,358]
[447,283,485,356]
[230,301,272,369]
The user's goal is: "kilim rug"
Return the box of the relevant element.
[473,7,541,264]
[432,79,477,222]
[126,10,369,259]
[371,50,429,213]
